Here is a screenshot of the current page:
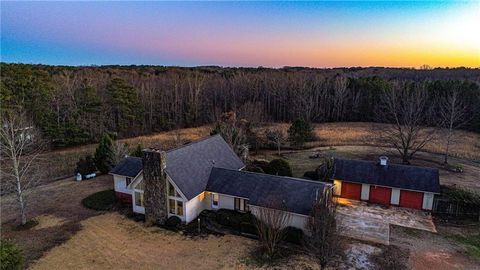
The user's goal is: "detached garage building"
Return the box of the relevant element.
[332,157,440,210]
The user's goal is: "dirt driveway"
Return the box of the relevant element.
[336,198,436,245]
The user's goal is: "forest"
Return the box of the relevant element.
[1,63,479,147]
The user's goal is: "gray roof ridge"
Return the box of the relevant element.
[211,167,331,186]
[166,133,222,153]
[334,157,438,172]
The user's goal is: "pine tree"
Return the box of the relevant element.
[288,119,315,147]
[94,133,114,174]
[130,144,144,157]
[106,78,143,133]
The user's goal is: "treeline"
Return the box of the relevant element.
[1,63,479,147]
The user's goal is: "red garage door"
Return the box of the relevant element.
[369,186,391,206]
[341,182,362,200]
[399,190,423,210]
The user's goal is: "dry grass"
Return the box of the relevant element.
[40,122,479,184]
[30,213,322,270]
[0,175,113,266]
[258,122,480,161]
[42,126,211,184]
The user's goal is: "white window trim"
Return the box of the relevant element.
[168,198,185,217]
[134,190,144,207]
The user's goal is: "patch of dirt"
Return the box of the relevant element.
[342,242,381,270]
[33,215,67,230]
[31,213,320,270]
[390,225,480,270]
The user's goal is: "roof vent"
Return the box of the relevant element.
[379,156,388,166]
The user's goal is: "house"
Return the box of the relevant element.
[332,156,440,210]
[110,134,332,231]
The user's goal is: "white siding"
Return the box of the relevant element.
[218,194,235,209]
[250,205,309,232]
[422,192,434,210]
[361,184,370,201]
[333,180,342,196]
[185,192,211,223]
[113,175,131,194]
[391,188,401,205]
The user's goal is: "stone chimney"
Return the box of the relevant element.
[379,156,388,166]
[142,148,168,225]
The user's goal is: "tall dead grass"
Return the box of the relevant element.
[43,122,479,183]
[256,122,480,161]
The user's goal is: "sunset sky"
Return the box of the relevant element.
[1,1,479,68]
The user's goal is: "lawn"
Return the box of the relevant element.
[450,234,480,258]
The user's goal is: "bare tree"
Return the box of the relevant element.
[211,112,248,155]
[331,75,349,122]
[438,87,470,164]
[1,112,47,225]
[266,128,286,156]
[112,141,130,165]
[253,198,292,259]
[306,188,337,268]
[375,82,435,164]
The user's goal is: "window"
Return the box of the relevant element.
[135,192,144,207]
[234,198,249,212]
[234,198,241,211]
[212,193,219,208]
[168,181,182,198]
[126,177,132,187]
[169,199,176,214]
[169,199,184,216]
[177,201,183,216]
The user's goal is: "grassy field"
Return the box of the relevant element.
[42,122,480,185]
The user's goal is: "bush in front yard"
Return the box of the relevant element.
[283,226,304,245]
[0,239,23,270]
[82,189,117,211]
[215,209,255,230]
[165,216,182,230]
[268,159,293,177]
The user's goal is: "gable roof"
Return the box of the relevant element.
[207,168,332,216]
[165,134,245,200]
[333,158,440,193]
[110,157,142,177]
